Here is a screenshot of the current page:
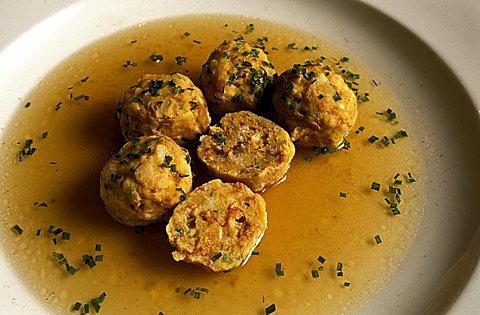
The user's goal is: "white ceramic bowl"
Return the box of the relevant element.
[1,1,479,314]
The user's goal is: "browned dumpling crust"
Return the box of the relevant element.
[100,135,192,226]
[272,61,358,149]
[197,111,295,192]
[166,179,267,272]
[117,73,211,144]
[199,38,276,115]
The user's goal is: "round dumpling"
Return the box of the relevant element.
[197,111,295,192]
[166,179,267,272]
[100,135,192,226]
[199,38,276,115]
[117,73,211,144]
[272,61,358,148]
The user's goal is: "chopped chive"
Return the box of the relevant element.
[193,39,201,44]
[61,232,71,240]
[266,303,276,314]
[47,225,55,233]
[149,54,164,63]
[407,172,416,183]
[35,228,41,236]
[72,302,82,311]
[317,255,326,264]
[12,224,23,235]
[95,244,102,251]
[73,94,89,101]
[371,182,381,191]
[211,252,222,262]
[251,251,260,256]
[339,192,347,198]
[332,91,342,101]
[374,234,382,244]
[183,32,190,37]
[52,228,63,236]
[42,131,48,139]
[95,255,104,262]
[24,102,31,108]
[373,79,378,86]
[336,262,343,271]
[344,282,351,287]
[52,238,58,245]
[392,208,401,215]
[287,42,298,49]
[275,262,284,276]
[355,126,365,134]
[184,288,192,295]
[394,179,402,185]
[175,56,187,65]
[368,135,379,143]
[83,303,89,313]
[66,264,79,275]
[246,23,255,33]
[80,76,89,83]
[311,269,319,278]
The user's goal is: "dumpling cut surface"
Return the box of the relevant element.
[100,135,192,226]
[272,60,358,149]
[197,111,295,192]
[199,38,276,115]
[166,179,268,272]
[118,73,211,144]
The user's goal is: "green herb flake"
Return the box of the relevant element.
[332,91,342,101]
[211,252,222,262]
[304,156,313,162]
[175,56,187,65]
[374,234,382,244]
[407,172,416,183]
[275,262,284,276]
[251,251,260,256]
[122,60,137,68]
[95,255,104,262]
[246,23,255,33]
[12,224,24,235]
[339,192,347,198]
[72,302,82,312]
[371,181,381,191]
[311,269,319,278]
[317,255,326,264]
[149,54,164,63]
[193,39,201,44]
[61,232,71,240]
[18,139,37,162]
[368,135,379,143]
[355,126,365,134]
[344,282,351,287]
[266,303,276,314]
[24,102,31,108]
[287,42,298,50]
[42,131,48,139]
[183,32,190,37]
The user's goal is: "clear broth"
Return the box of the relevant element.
[0,15,423,314]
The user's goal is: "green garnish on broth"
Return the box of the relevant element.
[265,303,276,314]
[275,262,285,276]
